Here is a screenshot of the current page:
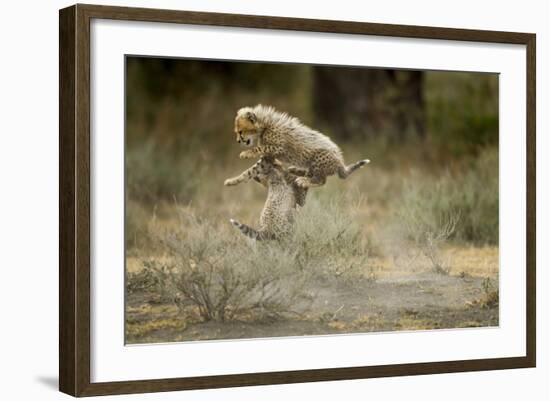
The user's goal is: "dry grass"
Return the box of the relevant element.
[126,318,187,339]
[466,277,499,309]
[139,213,314,323]
[128,245,498,280]
[124,140,499,342]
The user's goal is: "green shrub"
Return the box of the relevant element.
[397,147,498,245]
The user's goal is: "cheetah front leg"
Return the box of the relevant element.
[224,159,263,186]
[239,145,284,160]
[239,147,264,160]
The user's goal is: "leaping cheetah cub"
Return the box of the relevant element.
[226,157,307,240]
[233,104,370,188]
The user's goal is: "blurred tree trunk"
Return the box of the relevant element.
[312,67,425,141]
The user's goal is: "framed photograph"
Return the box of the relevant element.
[59,4,536,397]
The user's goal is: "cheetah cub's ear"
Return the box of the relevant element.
[244,110,256,124]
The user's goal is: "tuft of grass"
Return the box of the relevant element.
[400,204,459,275]
[142,212,313,323]
[456,148,499,244]
[465,277,499,309]
[396,147,498,247]
[289,195,371,281]
[126,266,159,295]
[396,316,441,331]
[126,318,187,339]
[125,199,159,254]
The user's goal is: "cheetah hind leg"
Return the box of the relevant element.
[293,186,308,207]
[229,219,273,240]
[337,159,370,179]
[286,166,309,176]
[295,175,326,188]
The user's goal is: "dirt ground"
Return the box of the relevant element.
[125,246,498,344]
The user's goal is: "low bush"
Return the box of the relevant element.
[136,196,371,322]
[142,213,312,322]
[290,195,370,281]
[398,147,498,246]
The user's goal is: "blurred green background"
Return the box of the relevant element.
[125,57,499,251]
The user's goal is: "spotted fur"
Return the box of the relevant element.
[234,104,370,188]
[226,157,307,240]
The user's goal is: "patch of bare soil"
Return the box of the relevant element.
[126,269,498,344]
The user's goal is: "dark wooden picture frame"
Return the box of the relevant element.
[59,3,536,397]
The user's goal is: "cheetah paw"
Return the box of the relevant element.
[224,178,239,186]
[294,177,311,188]
[239,150,255,159]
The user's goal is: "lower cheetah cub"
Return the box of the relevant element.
[226,157,307,240]
[234,104,370,188]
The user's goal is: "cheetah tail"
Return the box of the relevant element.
[338,159,370,179]
[229,219,270,240]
